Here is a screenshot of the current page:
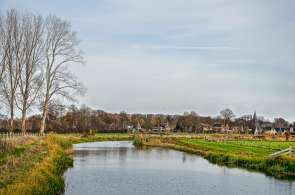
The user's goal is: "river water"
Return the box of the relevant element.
[63,141,295,195]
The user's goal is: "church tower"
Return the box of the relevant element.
[252,111,261,134]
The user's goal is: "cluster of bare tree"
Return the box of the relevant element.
[0,103,293,133]
[0,107,215,133]
[1,104,292,134]
[0,9,84,134]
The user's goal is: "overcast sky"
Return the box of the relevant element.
[1,0,295,121]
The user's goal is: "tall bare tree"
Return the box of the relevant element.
[39,15,84,134]
[16,13,44,133]
[0,14,6,84]
[0,10,25,133]
[220,108,235,126]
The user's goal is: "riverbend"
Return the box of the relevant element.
[64,140,295,195]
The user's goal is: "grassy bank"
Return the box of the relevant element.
[0,133,132,195]
[136,135,295,179]
[0,135,72,195]
[1,133,295,194]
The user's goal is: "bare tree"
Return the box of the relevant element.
[39,15,84,134]
[274,118,289,129]
[16,13,44,133]
[0,10,25,133]
[0,14,6,84]
[220,108,235,125]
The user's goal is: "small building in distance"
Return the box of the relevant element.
[231,125,245,133]
[127,122,144,133]
[152,122,171,133]
[164,122,171,132]
[152,126,164,132]
[261,122,273,132]
[136,122,142,131]
[289,125,294,133]
[200,123,212,133]
[212,123,230,133]
[212,123,223,132]
[274,127,285,133]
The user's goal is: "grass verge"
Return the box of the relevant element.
[0,135,72,195]
[0,133,132,195]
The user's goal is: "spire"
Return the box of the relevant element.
[253,111,257,122]
[253,110,262,134]
[252,110,257,132]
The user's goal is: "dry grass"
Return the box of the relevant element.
[0,135,72,195]
[0,133,132,195]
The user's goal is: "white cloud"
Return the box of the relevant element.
[1,0,295,121]
[130,44,239,51]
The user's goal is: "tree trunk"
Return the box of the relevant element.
[40,100,48,135]
[9,115,14,134]
[40,103,48,135]
[9,101,14,134]
[21,109,27,134]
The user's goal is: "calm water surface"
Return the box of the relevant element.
[63,141,295,195]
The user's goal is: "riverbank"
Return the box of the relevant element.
[0,133,132,195]
[1,133,295,194]
[135,135,295,179]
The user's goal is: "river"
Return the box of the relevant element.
[63,141,295,195]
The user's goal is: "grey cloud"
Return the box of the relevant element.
[1,0,294,121]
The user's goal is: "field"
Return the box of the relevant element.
[180,139,295,158]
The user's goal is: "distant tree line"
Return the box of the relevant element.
[0,105,293,134]
[0,9,84,134]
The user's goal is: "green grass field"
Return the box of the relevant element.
[179,139,295,158]
[168,138,295,178]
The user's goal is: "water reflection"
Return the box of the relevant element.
[64,141,295,195]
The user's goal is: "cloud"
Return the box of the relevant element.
[1,0,295,121]
[130,44,239,51]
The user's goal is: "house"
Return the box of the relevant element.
[152,126,164,132]
[127,123,143,133]
[275,127,285,133]
[224,124,230,132]
[212,123,230,133]
[200,123,212,132]
[212,123,222,132]
[127,125,134,131]
[254,126,263,135]
[262,122,273,131]
[270,128,277,135]
[289,125,294,133]
[152,122,171,133]
[231,126,244,133]
[136,122,142,131]
[164,122,171,132]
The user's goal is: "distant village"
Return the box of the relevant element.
[127,111,294,135]
[0,105,293,135]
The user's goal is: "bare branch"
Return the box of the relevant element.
[39,15,85,133]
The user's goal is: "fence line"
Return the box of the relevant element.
[0,132,45,139]
[0,132,45,153]
[268,146,293,158]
